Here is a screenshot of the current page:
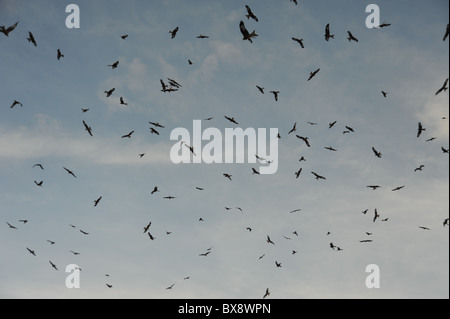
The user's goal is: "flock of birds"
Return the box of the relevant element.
[2,2,449,299]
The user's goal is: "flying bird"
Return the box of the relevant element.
[292,37,304,48]
[121,131,135,138]
[166,284,175,290]
[324,146,337,152]
[224,116,238,125]
[34,180,43,187]
[148,232,156,240]
[33,163,44,170]
[27,31,37,46]
[417,122,426,138]
[289,209,302,214]
[82,120,93,137]
[443,219,449,227]
[367,185,381,190]
[0,21,19,36]
[392,186,405,191]
[266,235,275,245]
[169,26,179,39]
[63,167,77,178]
[81,108,89,113]
[419,226,431,231]
[10,100,23,108]
[256,85,265,94]
[347,31,358,42]
[263,288,270,299]
[275,261,282,268]
[288,123,297,134]
[150,127,160,135]
[443,24,449,41]
[119,97,128,106]
[307,68,320,81]
[360,240,373,243]
[372,147,382,158]
[252,168,260,175]
[296,135,311,147]
[19,220,28,224]
[47,240,55,245]
[311,172,326,180]
[415,165,425,172]
[151,186,159,195]
[94,196,102,207]
[290,0,298,5]
[329,121,337,128]
[345,126,355,133]
[121,34,128,39]
[373,209,380,222]
[435,78,448,95]
[381,91,388,98]
[378,22,391,28]
[26,248,36,256]
[106,284,113,288]
[149,122,165,128]
[426,137,437,142]
[49,260,58,271]
[104,88,115,97]
[270,91,280,101]
[245,5,258,22]
[239,20,258,43]
[80,230,89,235]
[143,222,152,233]
[295,168,302,179]
[442,147,449,154]
[196,34,209,39]
[163,196,176,200]
[199,251,211,257]
[70,251,80,255]
[223,174,232,181]
[6,222,17,229]
[324,24,334,41]
[57,49,64,60]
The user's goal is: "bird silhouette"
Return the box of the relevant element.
[10,100,23,108]
[166,284,175,290]
[347,31,358,42]
[245,5,258,22]
[143,222,151,233]
[275,261,282,268]
[106,284,113,288]
[57,49,64,60]
[252,168,260,175]
[329,121,337,129]
[47,240,55,245]
[367,185,381,190]
[239,20,258,43]
[49,260,58,271]
[392,186,405,191]
[296,135,311,147]
[149,122,165,128]
[80,230,89,235]
[223,173,232,181]
[288,123,297,134]
[120,97,128,106]
[26,248,36,256]
[372,147,382,158]
[27,31,37,46]
[121,131,135,138]
[373,209,380,222]
[378,22,391,28]
[6,222,17,229]
[295,168,302,179]
[70,251,80,255]
[104,88,115,97]
[148,232,156,240]
[63,167,77,178]
[415,165,425,172]
[266,235,275,245]
[270,91,280,101]
[443,219,449,227]
[94,196,102,207]
[169,26,179,39]
[81,108,89,113]
[417,122,426,138]
[435,79,448,95]
[263,288,270,299]
[443,24,449,41]
[33,163,44,170]
[324,24,334,41]
[324,146,337,152]
[34,180,43,187]
[121,34,128,39]
[0,21,19,36]
[307,68,320,81]
[83,120,93,137]
[419,226,431,230]
[292,37,304,48]
[256,85,265,94]
[151,187,159,195]
[382,91,388,98]
[224,116,238,125]
[150,127,160,135]
[442,147,449,154]
[311,172,326,181]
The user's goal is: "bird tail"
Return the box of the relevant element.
[250,31,258,38]
[330,35,335,39]
[347,37,351,42]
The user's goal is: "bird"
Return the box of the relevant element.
[121,131,135,138]
[19,220,28,224]
[366,232,373,236]
[94,196,102,207]
[270,91,280,101]
[417,122,426,138]
[143,222,151,233]
[415,165,425,172]
[378,22,391,28]
[169,26,179,39]
[120,97,127,106]
[324,146,338,152]
[330,243,336,250]
[27,31,37,46]
[245,5,258,22]
[307,68,320,81]
[196,34,209,39]
[296,135,311,147]
[163,196,176,200]
[47,240,55,245]
[10,100,23,108]
[347,31,358,42]
[275,261,282,268]
[149,121,165,128]
[26,248,36,256]
[435,79,448,95]
[443,219,449,227]
[223,173,232,181]
[167,78,182,88]
[81,108,89,113]
[442,147,449,154]
[373,209,380,222]
[311,172,326,180]
[392,186,405,191]
[80,230,89,235]
[263,288,270,299]
[256,85,265,94]
[252,168,260,175]
[443,24,449,41]
[426,137,437,142]
[106,60,120,70]
[292,250,298,255]
[259,254,266,260]
[295,168,302,179]
[199,251,211,257]
[419,226,431,231]
[184,277,190,280]
[367,185,381,190]
[345,126,355,133]
[63,167,77,178]
[224,116,238,125]
[6,222,17,229]
[196,187,204,191]
[57,49,64,60]
[104,88,115,97]
[382,218,389,222]
[0,21,19,37]
[82,120,93,137]
[239,20,258,43]
[139,153,145,158]
[307,122,318,126]
[34,180,43,187]
[151,186,159,195]
[382,91,388,98]
[292,37,304,48]
[121,34,128,39]
[372,147,382,158]
[70,251,80,255]
[289,209,301,214]
[148,232,156,240]
[324,24,334,41]
[106,284,113,288]
[360,240,373,243]
[290,0,298,5]
[266,235,275,245]
[150,127,160,135]
[288,123,297,134]
[362,209,368,215]
[329,121,337,129]
[49,261,58,271]
[188,59,193,65]
[246,227,252,232]
[33,163,44,170]
[166,284,175,290]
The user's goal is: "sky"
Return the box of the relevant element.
[0,0,448,299]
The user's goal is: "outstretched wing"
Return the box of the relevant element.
[240,21,250,40]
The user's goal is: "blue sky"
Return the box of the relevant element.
[0,0,448,299]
